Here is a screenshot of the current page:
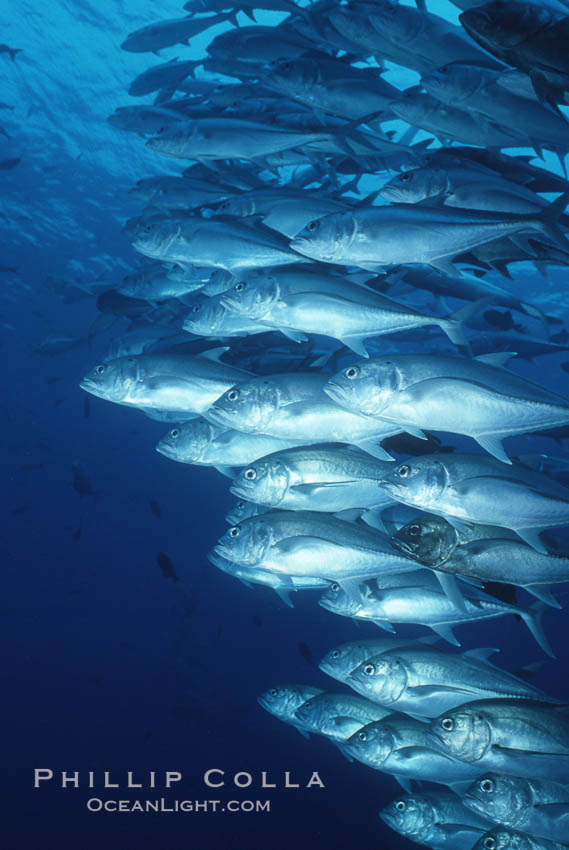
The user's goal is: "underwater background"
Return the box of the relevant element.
[4,0,569,848]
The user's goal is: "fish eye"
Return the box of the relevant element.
[441,717,454,731]
[331,649,340,658]
[400,172,411,182]
[330,582,340,592]
[345,366,359,379]
[227,389,240,402]
[305,220,319,233]
[235,282,247,292]
[143,223,154,232]
[480,779,495,793]
[395,801,406,811]
[95,364,106,374]
[407,524,421,536]
[192,304,201,313]
[169,428,180,439]
[397,464,411,478]
[484,840,495,850]
[228,526,240,538]
[358,730,368,741]
[363,664,375,676]
[270,688,278,697]
[244,468,256,480]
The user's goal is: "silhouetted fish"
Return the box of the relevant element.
[156,551,178,582]
[72,461,97,497]
[297,641,313,665]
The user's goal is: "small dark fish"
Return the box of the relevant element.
[0,128,9,140]
[0,263,17,273]
[19,463,43,471]
[484,581,517,608]
[53,398,64,407]
[149,499,161,518]
[382,432,454,457]
[44,375,62,384]
[156,551,179,582]
[482,309,524,333]
[0,103,13,110]
[0,157,20,170]
[513,660,547,682]
[551,329,569,344]
[83,396,90,419]
[11,505,29,515]
[297,641,313,665]
[0,44,22,61]
[72,519,83,542]
[72,461,97,497]
[252,615,263,628]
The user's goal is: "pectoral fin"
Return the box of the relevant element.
[474,434,512,464]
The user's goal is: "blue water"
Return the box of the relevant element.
[4,0,569,847]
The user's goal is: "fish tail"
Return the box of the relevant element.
[438,296,494,354]
[520,600,556,659]
[535,191,569,254]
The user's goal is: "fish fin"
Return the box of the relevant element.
[449,781,478,796]
[429,256,460,277]
[274,587,294,608]
[463,647,501,663]
[338,578,367,603]
[214,466,236,478]
[402,426,428,440]
[332,508,364,523]
[525,584,562,609]
[372,618,396,633]
[445,516,470,534]
[430,623,460,646]
[474,352,517,367]
[338,336,370,357]
[354,262,386,274]
[514,527,548,554]
[520,600,555,658]
[511,233,539,256]
[360,509,387,533]
[237,578,254,589]
[199,346,229,362]
[392,775,413,793]
[353,437,395,461]
[295,727,310,740]
[280,328,309,344]
[434,572,467,612]
[473,434,512,464]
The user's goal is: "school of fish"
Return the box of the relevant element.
[79,0,569,845]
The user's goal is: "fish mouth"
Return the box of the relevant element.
[390,537,415,556]
[213,542,232,560]
[323,379,350,405]
[379,479,405,498]
[219,295,243,314]
[318,597,337,613]
[205,404,233,426]
[229,481,253,500]
[155,441,182,460]
[378,811,397,830]
[289,236,316,258]
[79,379,108,400]
[257,695,273,712]
[425,727,446,750]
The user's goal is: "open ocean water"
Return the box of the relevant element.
[4,0,569,848]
